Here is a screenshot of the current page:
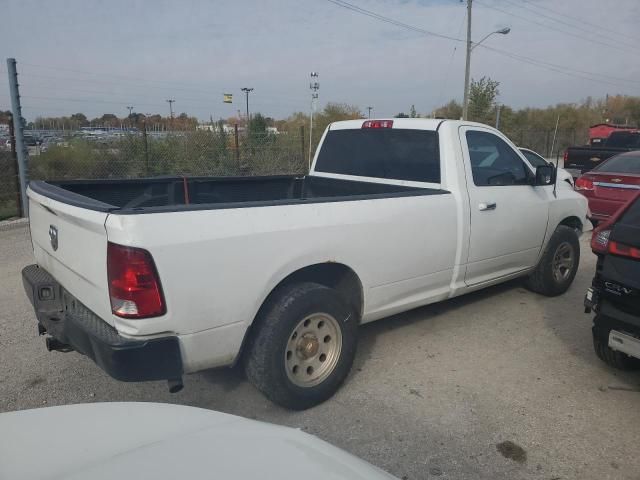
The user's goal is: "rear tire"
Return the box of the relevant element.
[244,282,358,410]
[525,225,580,297]
[592,317,640,370]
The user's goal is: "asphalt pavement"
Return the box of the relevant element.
[1,223,639,480]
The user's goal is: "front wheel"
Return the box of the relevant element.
[244,282,358,410]
[525,225,580,297]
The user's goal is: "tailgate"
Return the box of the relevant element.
[28,188,114,326]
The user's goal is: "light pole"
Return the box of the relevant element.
[126,106,134,130]
[367,106,373,118]
[241,87,253,123]
[462,0,510,120]
[309,72,319,169]
[166,99,175,131]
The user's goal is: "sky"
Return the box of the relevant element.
[1,0,639,122]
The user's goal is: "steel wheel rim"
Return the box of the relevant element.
[285,313,342,388]
[552,241,574,282]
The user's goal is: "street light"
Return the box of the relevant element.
[241,87,254,122]
[462,1,511,120]
[471,27,510,52]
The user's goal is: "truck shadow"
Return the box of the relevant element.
[196,278,523,394]
[353,279,522,372]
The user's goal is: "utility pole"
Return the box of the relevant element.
[166,99,175,132]
[495,104,501,130]
[7,58,29,217]
[462,0,472,121]
[367,106,373,119]
[309,72,319,169]
[241,87,253,123]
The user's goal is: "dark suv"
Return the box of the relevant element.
[585,192,640,369]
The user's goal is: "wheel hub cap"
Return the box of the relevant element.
[552,241,574,282]
[298,334,319,358]
[285,313,343,388]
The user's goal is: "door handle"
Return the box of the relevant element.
[479,202,497,211]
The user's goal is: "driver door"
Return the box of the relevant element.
[460,126,550,286]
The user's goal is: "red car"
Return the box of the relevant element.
[575,151,640,224]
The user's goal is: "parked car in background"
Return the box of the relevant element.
[519,147,574,186]
[575,151,640,224]
[0,402,398,480]
[22,119,588,409]
[585,192,640,370]
[565,131,640,174]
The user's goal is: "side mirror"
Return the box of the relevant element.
[535,164,556,186]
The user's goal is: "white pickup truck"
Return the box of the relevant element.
[23,119,588,409]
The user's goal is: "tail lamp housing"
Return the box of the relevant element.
[107,242,166,318]
[574,176,594,191]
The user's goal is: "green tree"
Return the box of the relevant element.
[409,105,417,118]
[394,112,410,118]
[70,113,88,126]
[468,76,500,123]
[433,100,462,120]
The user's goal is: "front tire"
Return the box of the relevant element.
[244,282,358,410]
[525,225,580,296]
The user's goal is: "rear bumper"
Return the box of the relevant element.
[22,264,183,382]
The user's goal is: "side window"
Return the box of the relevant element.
[466,131,530,186]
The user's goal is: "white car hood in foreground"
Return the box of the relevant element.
[0,402,396,480]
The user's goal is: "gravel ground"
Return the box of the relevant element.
[1,224,639,480]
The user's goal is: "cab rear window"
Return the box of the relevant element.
[314,129,440,183]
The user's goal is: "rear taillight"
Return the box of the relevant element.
[362,120,393,129]
[591,229,611,254]
[107,242,166,318]
[575,176,594,191]
[590,191,640,255]
[563,150,568,162]
[609,240,640,259]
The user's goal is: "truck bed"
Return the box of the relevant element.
[29,175,442,213]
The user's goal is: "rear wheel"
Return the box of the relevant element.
[525,225,580,296]
[592,316,640,370]
[244,282,358,410]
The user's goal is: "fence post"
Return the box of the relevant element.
[234,124,241,173]
[6,58,29,217]
[8,113,22,217]
[142,120,150,175]
[299,125,305,172]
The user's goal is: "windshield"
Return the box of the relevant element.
[315,129,440,183]
[594,152,640,174]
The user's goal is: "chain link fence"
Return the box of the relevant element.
[0,150,20,220]
[504,127,585,160]
[0,126,308,220]
[0,124,589,221]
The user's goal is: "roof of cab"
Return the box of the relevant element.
[329,118,445,131]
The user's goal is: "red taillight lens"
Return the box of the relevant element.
[609,240,640,259]
[563,150,568,162]
[575,176,594,191]
[591,229,611,254]
[362,120,393,129]
[107,242,166,318]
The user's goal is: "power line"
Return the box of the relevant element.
[479,45,636,88]
[500,0,640,47]
[474,0,640,55]
[436,8,467,109]
[322,0,639,90]
[520,0,640,44]
[17,64,306,103]
[324,0,463,43]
